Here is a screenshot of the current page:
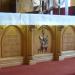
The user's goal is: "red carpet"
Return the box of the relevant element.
[0,58,75,75]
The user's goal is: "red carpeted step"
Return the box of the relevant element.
[0,58,75,75]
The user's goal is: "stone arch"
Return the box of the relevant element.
[1,25,23,57]
[61,26,75,51]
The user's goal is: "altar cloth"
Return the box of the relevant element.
[0,13,75,25]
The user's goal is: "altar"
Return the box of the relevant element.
[0,13,75,66]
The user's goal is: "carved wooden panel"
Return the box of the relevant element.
[32,27,52,55]
[62,27,75,51]
[2,26,22,57]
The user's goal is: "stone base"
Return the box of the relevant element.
[29,53,53,65]
[59,50,75,60]
[0,56,24,68]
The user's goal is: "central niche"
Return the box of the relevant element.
[2,26,22,57]
[32,26,52,55]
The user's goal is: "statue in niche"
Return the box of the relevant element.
[38,28,48,53]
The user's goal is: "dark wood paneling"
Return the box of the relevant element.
[0,0,16,12]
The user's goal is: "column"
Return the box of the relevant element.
[53,26,62,60]
[26,25,35,64]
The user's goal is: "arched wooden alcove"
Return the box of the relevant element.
[31,25,54,63]
[60,26,75,60]
[0,25,24,67]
